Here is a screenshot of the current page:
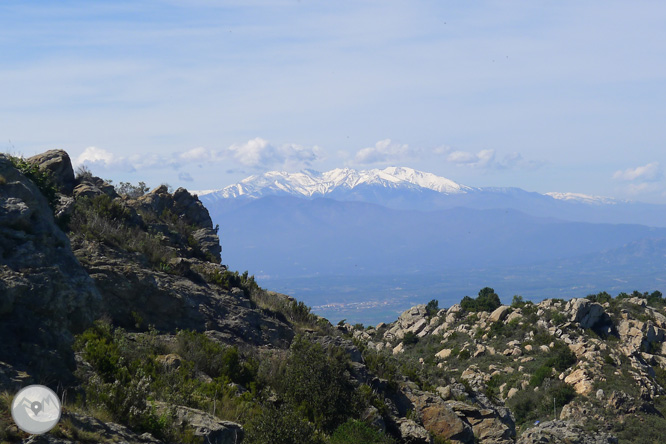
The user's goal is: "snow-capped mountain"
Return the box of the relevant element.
[545,192,619,205]
[195,166,666,227]
[199,167,474,201]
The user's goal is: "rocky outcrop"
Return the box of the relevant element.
[157,403,244,444]
[400,384,514,444]
[0,154,101,382]
[127,185,221,262]
[566,298,611,332]
[516,420,617,444]
[564,368,595,395]
[392,418,430,444]
[27,149,76,194]
[420,400,474,443]
[384,304,429,341]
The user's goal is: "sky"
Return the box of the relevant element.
[2,1,666,202]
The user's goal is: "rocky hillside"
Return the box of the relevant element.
[346,289,666,443]
[1,150,666,443]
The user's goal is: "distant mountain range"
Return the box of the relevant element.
[197,167,666,226]
[196,167,666,314]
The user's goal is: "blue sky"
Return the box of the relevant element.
[2,1,666,202]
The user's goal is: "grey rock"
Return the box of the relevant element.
[567,298,609,330]
[192,227,222,261]
[396,418,432,444]
[0,155,101,382]
[160,403,244,444]
[27,149,76,194]
[516,420,617,444]
[173,187,214,229]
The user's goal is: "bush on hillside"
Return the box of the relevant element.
[330,419,395,444]
[460,287,501,312]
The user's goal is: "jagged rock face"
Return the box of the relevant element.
[129,185,221,262]
[566,298,611,331]
[27,149,76,194]
[0,155,101,382]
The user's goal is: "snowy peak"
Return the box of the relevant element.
[545,192,618,205]
[208,167,474,199]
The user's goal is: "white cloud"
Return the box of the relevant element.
[179,147,218,163]
[224,138,323,170]
[354,139,417,164]
[442,148,541,170]
[612,162,662,182]
[74,146,135,172]
[446,149,496,168]
[73,138,323,177]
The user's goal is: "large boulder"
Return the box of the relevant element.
[27,149,76,194]
[564,368,595,395]
[488,305,512,323]
[400,385,514,444]
[420,402,473,443]
[446,400,514,444]
[161,404,244,444]
[566,298,610,330]
[395,418,432,444]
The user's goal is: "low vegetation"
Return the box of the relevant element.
[70,321,392,443]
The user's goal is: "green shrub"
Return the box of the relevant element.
[403,332,419,346]
[75,320,123,382]
[586,291,612,304]
[457,349,470,360]
[507,380,575,425]
[330,419,395,444]
[426,299,439,317]
[545,342,577,372]
[278,336,357,432]
[530,365,552,387]
[549,310,567,325]
[116,181,150,198]
[611,411,666,443]
[362,350,399,390]
[175,330,255,385]
[460,287,501,313]
[8,155,59,211]
[549,382,575,408]
[244,404,324,444]
[511,295,526,308]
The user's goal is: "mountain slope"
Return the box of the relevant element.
[209,195,666,278]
